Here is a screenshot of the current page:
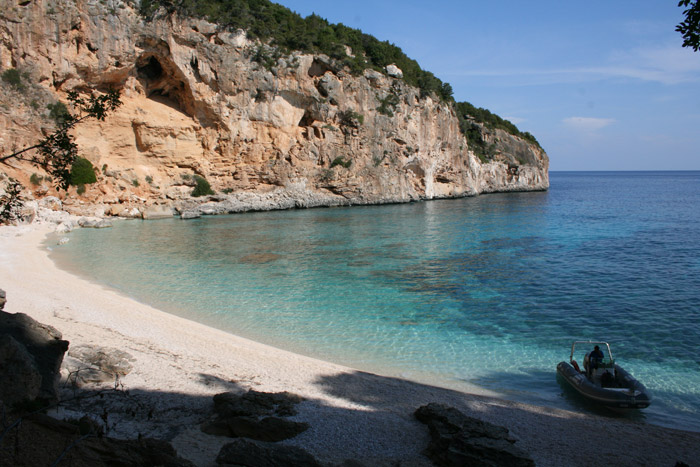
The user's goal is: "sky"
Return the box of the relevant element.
[274,0,700,171]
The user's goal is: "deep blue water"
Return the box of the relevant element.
[48,171,700,431]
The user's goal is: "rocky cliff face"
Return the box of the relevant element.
[0,0,548,218]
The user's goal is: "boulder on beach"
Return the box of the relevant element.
[63,344,135,387]
[415,403,535,467]
[201,390,309,441]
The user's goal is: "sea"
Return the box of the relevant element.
[47,171,700,432]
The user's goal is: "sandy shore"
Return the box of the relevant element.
[1,223,699,466]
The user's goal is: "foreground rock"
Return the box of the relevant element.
[0,410,194,467]
[0,309,69,404]
[216,438,322,467]
[201,390,309,441]
[415,403,534,467]
[0,334,42,405]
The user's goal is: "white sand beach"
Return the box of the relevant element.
[1,223,699,466]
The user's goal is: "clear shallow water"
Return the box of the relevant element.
[48,171,700,431]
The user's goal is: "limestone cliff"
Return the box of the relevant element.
[0,0,548,218]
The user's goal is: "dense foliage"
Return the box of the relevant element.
[1,68,25,91]
[677,0,700,51]
[456,101,540,148]
[191,175,215,197]
[70,157,97,186]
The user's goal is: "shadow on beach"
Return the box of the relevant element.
[3,367,700,466]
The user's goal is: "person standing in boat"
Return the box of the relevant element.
[590,345,604,368]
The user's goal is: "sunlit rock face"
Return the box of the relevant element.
[0,0,548,216]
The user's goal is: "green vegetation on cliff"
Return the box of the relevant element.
[455,102,540,146]
[137,0,541,158]
[139,0,452,101]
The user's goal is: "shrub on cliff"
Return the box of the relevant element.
[70,157,97,186]
[330,157,351,169]
[1,68,25,92]
[191,175,214,197]
[47,101,70,126]
[0,90,121,190]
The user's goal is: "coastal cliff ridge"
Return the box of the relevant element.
[0,0,548,217]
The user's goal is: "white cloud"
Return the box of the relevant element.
[443,45,700,86]
[563,117,616,132]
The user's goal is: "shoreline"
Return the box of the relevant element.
[2,223,700,466]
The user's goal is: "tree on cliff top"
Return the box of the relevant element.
[0,89,122,224]
[677,0,700,51]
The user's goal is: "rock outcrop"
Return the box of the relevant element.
[63,344,135,387]
[415,403,535,467]
[0,307,70,404]
[201,390,309,442]
[0,0,548,218]
[0,410,195,467]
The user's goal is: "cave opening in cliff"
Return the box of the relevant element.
[137,56,163,82]
[298,110,315,127]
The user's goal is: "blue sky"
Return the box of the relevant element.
[275,0,700,170]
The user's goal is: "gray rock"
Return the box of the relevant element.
[415,403,534,467]
[68,345,134,376]
[77,217,112,228]
[0,334,42,405]
[57,237,70,245]
[181,210,201,219]
[142,205,174,219]
[64,364,115,386]
[363,69,384,87]
[385,64,403,79]
[5,412,195,466]
[216,438,322,467]
[202,390,308,441]
[93,219,113,228]
[212,390,303,418]
[318,73,342,99]
[38,196,62,211]
[55,222,74,234]
[0,311,69,403]
[0,288,5,310]
[202,415,309,442]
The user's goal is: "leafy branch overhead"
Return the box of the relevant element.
[677,0,700,51]
[0,90,122,190]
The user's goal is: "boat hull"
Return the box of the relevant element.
[557,361,651,409]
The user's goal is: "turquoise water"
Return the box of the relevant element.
[48,171,700,431]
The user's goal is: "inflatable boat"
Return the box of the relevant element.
[557,341,651,409]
